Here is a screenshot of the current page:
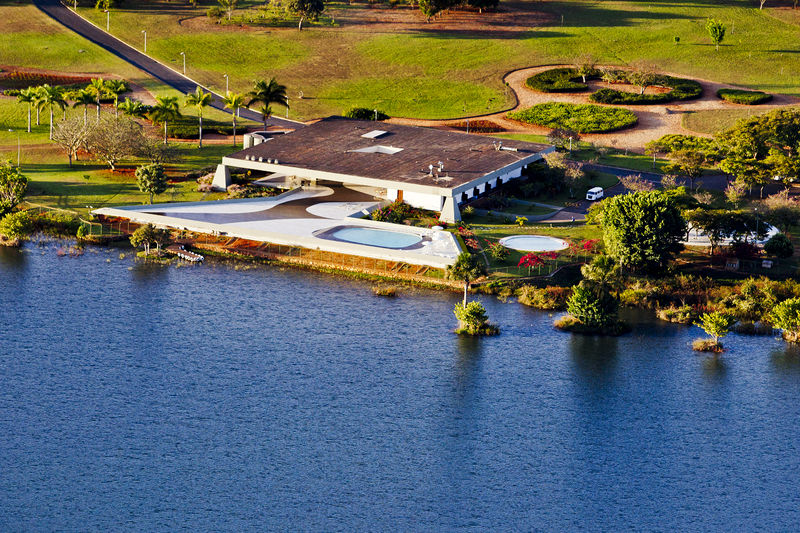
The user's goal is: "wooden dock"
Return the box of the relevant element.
[165,244,204,262]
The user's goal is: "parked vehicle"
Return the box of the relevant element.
[586,187,604,201]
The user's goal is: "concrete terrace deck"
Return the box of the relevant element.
[94,185,462,268]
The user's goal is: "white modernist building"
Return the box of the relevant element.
[211,116,554,223]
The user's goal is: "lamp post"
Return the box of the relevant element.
[8,129,20,167]
[223,74,228,94]
[179,52,185,75]
[141,30,147,53]
[104,9,109,31]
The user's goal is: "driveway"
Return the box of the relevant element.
[33,0,302,130]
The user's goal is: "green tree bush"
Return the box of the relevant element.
[343,107,389,121]
[764,233,794,259]
[770,298,800,343]
[599,190,687,272]
[453,300,499,336]
[0,162,28,218]
[706,18,726,51]
[0,211,33,245]
[447,252,487,306]
[135,164,168,205]
[693,311,733,352]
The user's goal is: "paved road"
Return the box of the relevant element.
[33,0,302,130]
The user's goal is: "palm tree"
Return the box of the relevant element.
[118,97,149,119]
[148,95,181,145]
[87,78,108,122]
[446,252,488,306]
[72,88,95,125]
[222,91,245,146]
[246,78,288,131]
[104,79,128,117]
[39,85,67,140]
[33,85,47,126]
[579,255,622,296]
[184,86,212,148]
[16,88,36,133]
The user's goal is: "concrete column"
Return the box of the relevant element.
[440,196,461,223]
[211,164,231,191]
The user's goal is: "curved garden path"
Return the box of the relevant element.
[391,65,800,151]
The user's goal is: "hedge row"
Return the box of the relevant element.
[717,88,772,105]
[507,102,638,133]
[525,68,597,93]
[167,117,234,138]
[343,107,390,121]
[590,73,702,104]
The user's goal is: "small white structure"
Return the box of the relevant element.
[586,187,604,201]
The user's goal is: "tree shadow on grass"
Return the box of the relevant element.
[540,0,697,27]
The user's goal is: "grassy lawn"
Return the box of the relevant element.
[681,107,796,135]
[56,0,800,121]
[5,143,229,216]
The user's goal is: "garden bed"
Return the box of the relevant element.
[716,88,772,105]
[507,102,638,133]
[589,73,702,105]
[525,68,597,93]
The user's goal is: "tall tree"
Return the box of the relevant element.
[72,88,95,125]
[85,116,144,171]
[135,163,168,204]
[599,190,687,272]
[52,116,89,167]
[184,87,213,148]
[446,251,487,306]
[285,0,324,30]
[222,91,245,146]
[39,85,67,140]
[705,18,726,51]
[218,0,238,20]
[247,78,288,130]
[104,79,128,117]
[16,88,36,133]
[87,78,108,122]
[148,95,182,145]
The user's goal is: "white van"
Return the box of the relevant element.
[586,187,604,201]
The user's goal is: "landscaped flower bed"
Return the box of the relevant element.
[525,68,597,93]
[716,88,772,105]
[589,73,702,105]
[0,71,92,90]
[507,102,638,133]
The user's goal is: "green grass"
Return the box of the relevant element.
[63,0,800,122]
[681,108,769,134]
[3,143,229,216]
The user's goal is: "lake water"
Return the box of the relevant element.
[2,241,800,531]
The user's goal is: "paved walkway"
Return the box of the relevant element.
[33,0,302,130]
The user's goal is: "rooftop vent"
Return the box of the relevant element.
[351,145,403,155]
[361,130,388,139]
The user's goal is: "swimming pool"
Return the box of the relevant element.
[499,235,569,252]
[330,227,423,249]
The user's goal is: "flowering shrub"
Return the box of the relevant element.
[519,253,545,268]
[487,242,510,261]
[371,200,417,223]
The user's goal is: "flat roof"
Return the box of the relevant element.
[227,117,550,189]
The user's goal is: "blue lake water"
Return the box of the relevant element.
[1,240,800,531]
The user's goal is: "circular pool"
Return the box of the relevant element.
[331,227,422,249]
[499,235,569,252]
